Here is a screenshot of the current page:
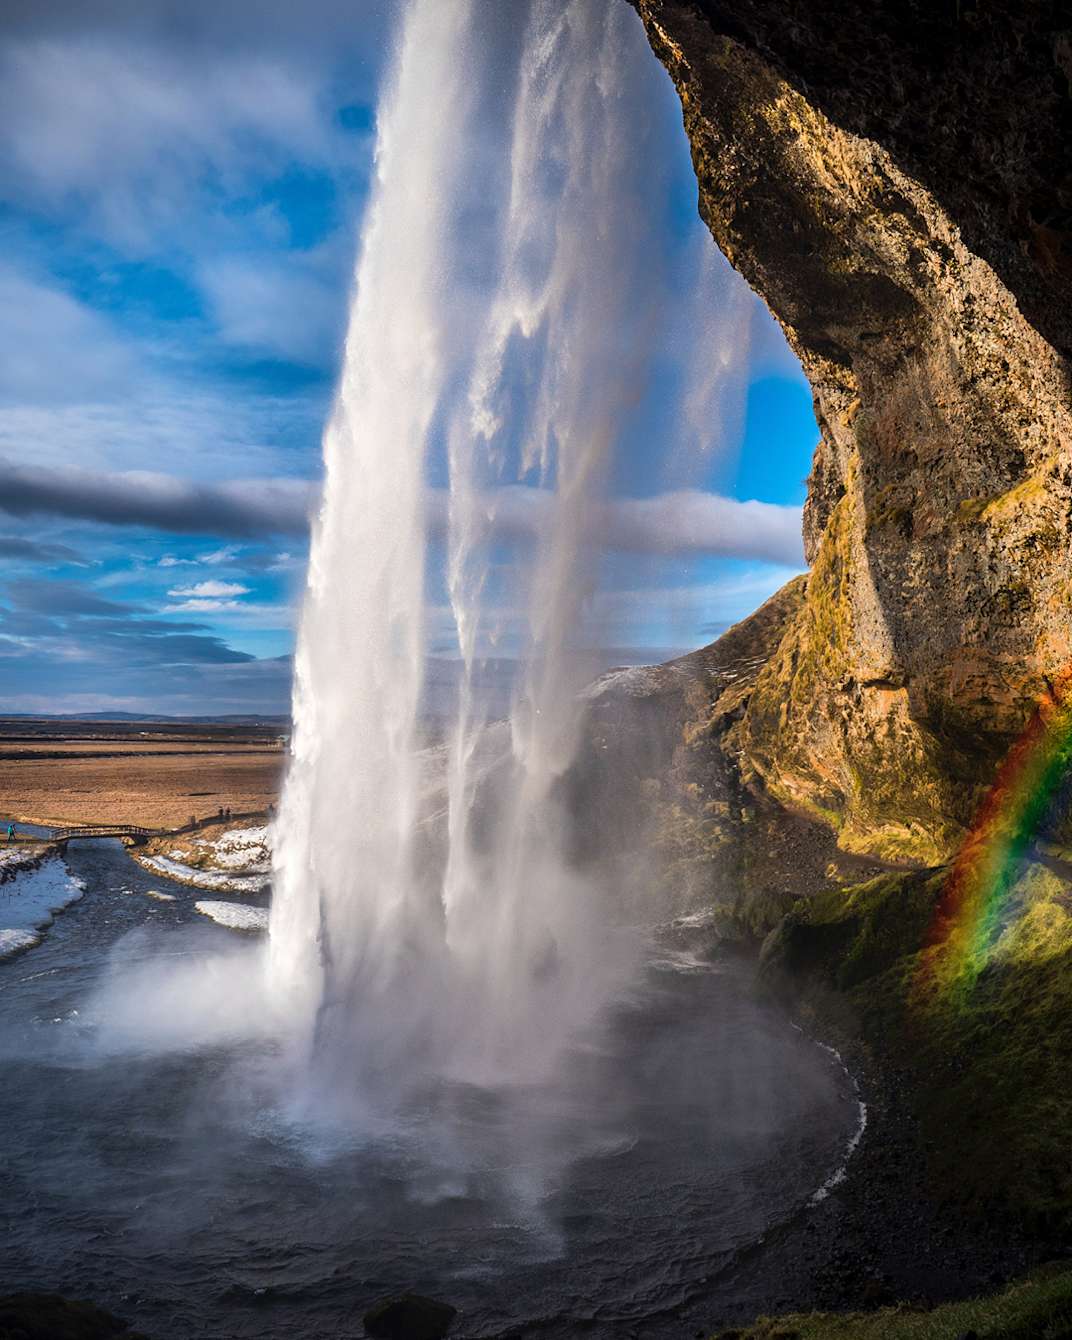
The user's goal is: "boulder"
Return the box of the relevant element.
[0,1292,146,1340]
[362,1293,457,1340]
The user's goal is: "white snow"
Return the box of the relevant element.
[0,847,35,870]
[581,664,664,700]
[195,900,269,933]
[0,858,85,959]
[197,825,271,872]
[144,888,176,902]
[137,824,272,891]
[138,854,265,893]
[0,928,40,956]
[211,825,270,851]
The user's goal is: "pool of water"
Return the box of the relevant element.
[0,841,858,1338]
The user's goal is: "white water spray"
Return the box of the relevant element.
[268,0,746,1102]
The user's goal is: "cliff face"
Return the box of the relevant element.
[629,0,1072,862]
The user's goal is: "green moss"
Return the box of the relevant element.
[736,457,963,866]
[957,495,989,523]
[711,1262,1072,1339]
[763,860,1072,1223]
[981,473,1058,523]
[865,482,914,534]
[957,474,1056,529]
[735,475,857,814]
[764,780,844,832]
[837,819,946,866]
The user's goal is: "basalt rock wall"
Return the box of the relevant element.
[629,0,1072,862]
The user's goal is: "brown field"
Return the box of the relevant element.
[0,720,287,829]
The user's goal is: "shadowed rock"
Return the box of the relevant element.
[0,1293,147,1340]
[629,0,1072,865]
[362,1293,457,1340]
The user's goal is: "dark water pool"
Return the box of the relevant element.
[0,841,859,1338]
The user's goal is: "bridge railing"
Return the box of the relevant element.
[48,809,274,845]
[52,824,158,842]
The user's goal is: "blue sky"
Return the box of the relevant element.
[0,0,816,716]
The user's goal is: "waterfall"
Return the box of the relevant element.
[268,0,737,1101]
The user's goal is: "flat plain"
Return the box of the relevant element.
[0,719,287,830]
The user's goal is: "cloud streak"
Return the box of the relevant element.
[0,461,804,565]
[0,534,87,565]
[0,458,315,536]
[437,485,805,567]
[167,580,250,598]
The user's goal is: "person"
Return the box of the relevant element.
[6,823,14,841]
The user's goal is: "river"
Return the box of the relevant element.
[0,840,860,1338]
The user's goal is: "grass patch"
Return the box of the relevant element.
[712,1261,1072,1338]
[762,861,1072,1223]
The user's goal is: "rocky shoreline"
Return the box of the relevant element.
[653,957,1056,1337]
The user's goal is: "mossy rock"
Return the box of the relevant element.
[761,859,1072,1223]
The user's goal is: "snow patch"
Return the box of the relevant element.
[138,854,265,893]
[0,928,40,956]
[581,664,663,700]
[0,859,85,959]
[139,824,272,889]
[195,901,269,933]
[198,825,271,872]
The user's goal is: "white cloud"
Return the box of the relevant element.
[0,39,340,253]
[167,580,250,599]
[199,546,242,565]
[424,485,804,566]
[598,490,804,566]
[0,360,325,482]
[165,598,244,613]
[0,458,802,568]
[197,250,346,366]
[0,266,137,404]
[590,565,806,646]
[161,546,245,567]
[163,599,297,632]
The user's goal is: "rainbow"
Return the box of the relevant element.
[916,670,1072,999]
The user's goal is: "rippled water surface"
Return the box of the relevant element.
[0,842,857,1338]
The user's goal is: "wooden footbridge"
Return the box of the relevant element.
[51,824,160,848]
[45,808,273,851]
